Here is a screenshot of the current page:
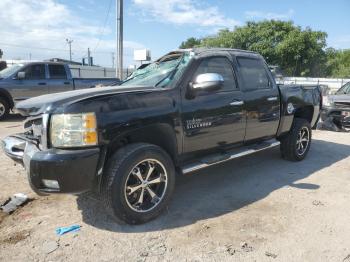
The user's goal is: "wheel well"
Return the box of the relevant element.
[0,89,14,109]
[294,106,314,124]
[107,124,178,164]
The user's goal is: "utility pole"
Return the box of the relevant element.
[66,39,73,62]
[116,0,123,80]
[88,48,91,66]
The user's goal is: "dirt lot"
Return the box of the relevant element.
[0,115,350,262]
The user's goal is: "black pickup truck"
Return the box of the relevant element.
[2,48,322,224]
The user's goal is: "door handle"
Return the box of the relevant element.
[64,82,70,85]
[38,82,47,85]
[230,100,244,106]
[267,96,278,101]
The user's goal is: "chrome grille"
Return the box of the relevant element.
[24,116,42,140]
[23,114,49,150]
[334,102,350,110]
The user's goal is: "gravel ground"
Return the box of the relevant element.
[0,114,350,262]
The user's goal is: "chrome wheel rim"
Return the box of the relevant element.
[296,127,310,156]
[0,102,5,117]
[124,159,168,213]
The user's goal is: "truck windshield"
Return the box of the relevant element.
[336,82,350,94]
[121,52,192,88]
[0,64,23,79]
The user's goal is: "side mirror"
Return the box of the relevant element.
[191,73,224,92]
[17,72,25,80]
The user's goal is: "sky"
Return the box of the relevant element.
[0,0,349,68]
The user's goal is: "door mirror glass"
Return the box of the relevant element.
[17,72,25,80]
[192,73,224,92]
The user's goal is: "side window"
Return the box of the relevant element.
[194,57,237,92]
[23,64,46,80]
[237,57,271,90]
[48,65,67,79]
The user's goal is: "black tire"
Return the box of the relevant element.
[280,118,312,161]
[0,97,10,120]
[102,143,175,224]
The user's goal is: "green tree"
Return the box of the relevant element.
[179,37,201,49]
[181,20,329,77]
[326,49,350,78]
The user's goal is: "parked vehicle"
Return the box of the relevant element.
[0,62,120,120]
[2,48,322,224]
[268,65,284,84]
[321,82,350,131]
[335,81,350,95]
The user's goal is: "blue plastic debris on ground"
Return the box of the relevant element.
[56,225,81,236]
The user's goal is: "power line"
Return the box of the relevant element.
[93,0,113,52]
[0,42,68,52]
[0,41,133,56]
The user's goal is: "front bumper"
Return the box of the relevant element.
[1,135,100,194]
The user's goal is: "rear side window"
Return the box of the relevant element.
[194,57,237,92]
[23,64,45,80]
[48,65,67,79]
[237,57,271,90]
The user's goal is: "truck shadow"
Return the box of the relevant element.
[77,139,350,232]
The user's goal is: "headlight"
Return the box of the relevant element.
[50,113,98,148]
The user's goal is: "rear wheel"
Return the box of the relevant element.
[0,97,9,120]
[280,118,312,161]
[102,143,175,224]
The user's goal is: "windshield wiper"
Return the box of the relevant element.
[155,55,184,87]
[155,69,176,87]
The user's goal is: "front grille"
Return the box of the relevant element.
[23,115,46,147]
[24,117,42,143]
[334,102,350,110]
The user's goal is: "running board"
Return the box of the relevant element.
[182,139,280,174]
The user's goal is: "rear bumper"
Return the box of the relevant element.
[1,136,100,194]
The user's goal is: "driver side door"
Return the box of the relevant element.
[181,54,246,159]
[11,64,48,101]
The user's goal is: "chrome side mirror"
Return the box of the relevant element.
[191,73,224,92]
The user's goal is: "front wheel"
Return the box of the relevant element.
[280,118,312,161]
[102,143,175,224]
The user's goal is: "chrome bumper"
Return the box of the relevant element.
[1,136,27,161]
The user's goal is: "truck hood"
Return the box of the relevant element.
[326,94,350,110]
[328,94,350,103]
[15,85,156,116]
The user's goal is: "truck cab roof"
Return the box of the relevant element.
[177,47,262,58]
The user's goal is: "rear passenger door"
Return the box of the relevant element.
[236,56,280,141]
[47,64,73,94]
